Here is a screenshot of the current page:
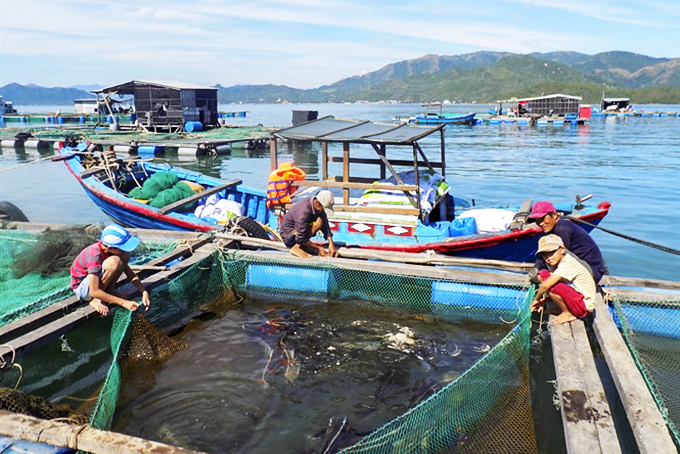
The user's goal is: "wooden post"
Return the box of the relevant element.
[413,144,421,217]
[440,127,446,179]
[270,134,278,171]
[322,141,328,180]
[343,141,350,205]
[414,142,436,173]
[439,127,448,220]
[379,144,386,180]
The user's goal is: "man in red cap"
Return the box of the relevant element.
[528,201,607,283]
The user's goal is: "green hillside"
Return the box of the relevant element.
[2,50,679,106]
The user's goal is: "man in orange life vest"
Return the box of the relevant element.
[279,190,338,259]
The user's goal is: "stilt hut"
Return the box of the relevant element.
[515,94,581,117]
[92,80,219,132]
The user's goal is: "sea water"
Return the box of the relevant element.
[0,102,678,281]
[112,298,511,454]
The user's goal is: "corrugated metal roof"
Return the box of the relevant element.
[601,98,630,102]
[93,80,217,93]
[516,93,582,102]
[273,116,443,144]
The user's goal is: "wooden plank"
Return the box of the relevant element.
[270,134,278,171]
[295,179,419,191]
[550,320,607,453]
[158,179,242,214]
[333,204,420,215]
[569,321,620,453]
[0,243,217,360]
[0,411,210,454]
[225,249,528,286]
[328,156,443,168]
[591,295,677,454]
[0,238,212,343]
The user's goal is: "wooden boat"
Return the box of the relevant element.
[60,116,610,262]
[268,116,611,262]
[412,112,476,125]
[59,142,271,235]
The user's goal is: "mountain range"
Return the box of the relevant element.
[2,51,679,106]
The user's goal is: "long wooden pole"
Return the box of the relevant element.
[343,142,350,205]
[0,411,210,454]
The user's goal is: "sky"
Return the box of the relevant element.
[1,0,679,90]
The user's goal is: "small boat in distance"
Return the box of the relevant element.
[408,103,476,125]
[412,112,476,125]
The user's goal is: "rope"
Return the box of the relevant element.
[261,223,283,242]
[0,154,55,173]
[564,215,680,256]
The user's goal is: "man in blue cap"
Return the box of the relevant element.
[528,201,607,283]
[70,224,150,315]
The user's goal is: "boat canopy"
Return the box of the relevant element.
[270,116,447,218]
[272,115,443,144]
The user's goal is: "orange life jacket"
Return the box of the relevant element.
[267,162,306,208]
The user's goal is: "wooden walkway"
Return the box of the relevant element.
[550,294,677,454]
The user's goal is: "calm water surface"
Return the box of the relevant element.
[0,103,678,280]
[113,299,509,454]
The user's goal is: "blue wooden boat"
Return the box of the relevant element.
[412,112,476,125]
[267,116,611,262]
[60,119,610,263]
[60,142,270,234]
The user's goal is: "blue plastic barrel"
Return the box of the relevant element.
[431,281,520,311]
[58,117,63,124]
[137,145,163,157]
[79,116,85,123]
[244,264,338,302]
[130,113,137,122]
[185,121,203,132]
[0,116,5,123]
[20,117,26,123]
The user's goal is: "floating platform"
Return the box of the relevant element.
[0,222,678,454]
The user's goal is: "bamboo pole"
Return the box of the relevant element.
[0,411,210,454]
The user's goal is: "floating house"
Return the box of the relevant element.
[601,97,631,112]
[515,94,581,117]
[0,95,17,115]
[73,98,132,115]
[92,80,219,132]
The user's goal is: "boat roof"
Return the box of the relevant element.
[515,93,582,102]
[93,80,217,93]
[272,115,443,145]
[601,97,630,102]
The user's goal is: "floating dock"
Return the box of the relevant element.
[0,222,678,454]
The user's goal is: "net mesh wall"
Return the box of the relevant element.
[87,251,231,430]
[608,292,680,447]
[0,228,178,328]
[85,248,537,453]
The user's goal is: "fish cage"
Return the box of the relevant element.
[608,292,680,446]
[1,230,539,454]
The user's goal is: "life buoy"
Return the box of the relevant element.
[267,163,305,208]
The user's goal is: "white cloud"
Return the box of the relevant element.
[0,0,677,87]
